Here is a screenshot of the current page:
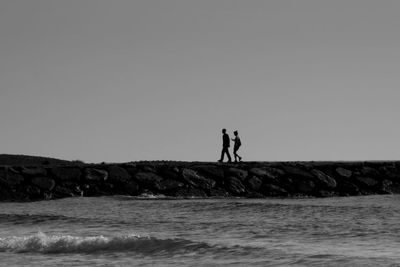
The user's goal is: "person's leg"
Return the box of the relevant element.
[226,148,232,162]
[233,149,238,162]
[237,148,242,161]
[219,148,225,162]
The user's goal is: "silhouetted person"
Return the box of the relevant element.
[218,129,231,163]
[232,130,242,162]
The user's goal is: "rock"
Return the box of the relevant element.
[356,177,378,188]
[158,166,181,181]
[381,180,393,194]
[295,180,315,193]
[317,190,336,197]
[209,188,230,197]
[261,184,287,196]
[52,167,82,181]
[159,179,184,192]
[135,172,164,189]
[135,172,181,192]
[121,163,138,176]
[182,169,216,189]
[380,180,400,194]
[191,165,224,180]
[281,166,314,179]
[85,168,108,181]
[32,177,56,191]
[227,177,245,195]
[0,185,12,200]
[21,167,47,176]
[124,181,139,195]
[226,168,248,181]
[360,167,380,178]
[174,188,207,198]
[311,170,337,188]
[0,170,24,187]
[23,185,42,199]
[108,166,131,183]
[380,166,400,181]
[53,184,80,198]
[336,167,352,178]
[247,176,263,191]
[338,182,359,196]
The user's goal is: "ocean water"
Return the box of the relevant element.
[0,195,400,267]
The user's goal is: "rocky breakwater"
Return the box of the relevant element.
[1,161,400,201]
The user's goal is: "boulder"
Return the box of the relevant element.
[159,179,184,192]
[85,168,108,181]
[209,188,230,197]
[261,184,287,196]
[21,167,47,176]
[182,169,216,189]
[336,167,352,178]
[121,163,138,176]
[135,172,182,192]
[226,168,248,182]
[0,170,24,187]
[380,166,400,181]
[337,182,359,196]
[32,177,56,191]
[158,166,181,181]
[123,181,140,195]
[227,177,245,195]
[356,177,378,188]
[247,176,263,191]
[52,167,82,181]
[174,188,207,198]
[23,185,42,199]
[249,168,269,177]
[360,167,380,178]
[108,166,131,183]
[249,167,284,180]
[135,172,164,190]
[380,180,400,194]
[53,184,80,198]
[295,180,315,193]
[281,166,314,179]
[191,165,224,180]
[311,170,337,188]
[317,190,336,198]
[381,180,394,194]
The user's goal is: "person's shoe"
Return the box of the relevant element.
[218,159,222,163]
[239,157,242,162]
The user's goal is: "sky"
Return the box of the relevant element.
[1,0,400,163]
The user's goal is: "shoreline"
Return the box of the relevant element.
[1,160,399,201]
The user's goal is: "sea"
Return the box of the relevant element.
[0,195,400,266]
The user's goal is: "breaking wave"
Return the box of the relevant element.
[0,232,213,254]
[0,214,90,225]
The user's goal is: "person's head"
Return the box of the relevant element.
[234,130,238,136]
[222,129,226,134]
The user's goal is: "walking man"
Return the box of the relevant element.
[232,130,242,162]
[218,129,232,163]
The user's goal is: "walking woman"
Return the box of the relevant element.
[232,130,242,162]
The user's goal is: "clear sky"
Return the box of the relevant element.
[1,0,400,163]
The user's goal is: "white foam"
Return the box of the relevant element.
[0,231,142,253]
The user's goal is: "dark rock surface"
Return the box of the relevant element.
[0,160,400,201]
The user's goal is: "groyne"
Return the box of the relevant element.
[1,161,400,201]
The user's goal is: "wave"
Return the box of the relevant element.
[0,214,94,225]
[0,232,212,254]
